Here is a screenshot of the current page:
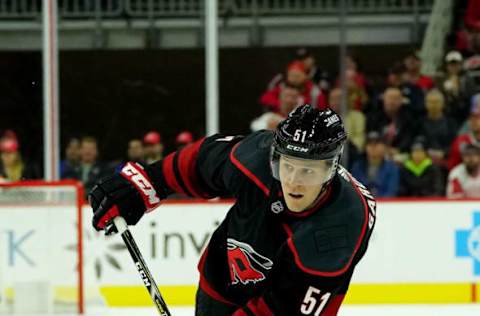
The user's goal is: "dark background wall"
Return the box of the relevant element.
[0,45,415,171]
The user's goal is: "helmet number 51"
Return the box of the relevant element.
[293,129,307,143]
[300,286,331,315]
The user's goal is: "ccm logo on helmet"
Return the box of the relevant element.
[121,162,160,210]
[286,144,309,153]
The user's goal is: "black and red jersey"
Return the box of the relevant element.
[150,130,376,316]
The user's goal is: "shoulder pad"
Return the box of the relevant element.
[230,130,274,196]
[286,171,372,276]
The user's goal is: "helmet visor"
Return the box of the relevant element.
[271,153,336,186]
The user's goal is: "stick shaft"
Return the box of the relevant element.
[114,217,171,316]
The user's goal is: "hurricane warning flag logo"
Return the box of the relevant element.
[227,238,273,285]
[456,211,480,275]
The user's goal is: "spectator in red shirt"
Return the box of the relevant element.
[267,48,331,92]
[403,50,435,91]
[464,0,480,31]
[260,61,327,112]
[251,84,300,131]
[447,100,480,170]
[345,54,367,89]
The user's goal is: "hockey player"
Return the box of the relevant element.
[90,104,376,315]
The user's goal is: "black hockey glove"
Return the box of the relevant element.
[90,162,163,233]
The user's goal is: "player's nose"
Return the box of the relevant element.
[286,169,304,186]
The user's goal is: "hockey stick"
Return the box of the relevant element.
[112,217,171,316]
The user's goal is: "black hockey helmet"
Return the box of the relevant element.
[271,104,346,187]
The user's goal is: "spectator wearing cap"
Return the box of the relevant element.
[367,87,419,161]
[260,61,327,112]
[176,131,194,149]
[437,51,471,125]
[398,137,445,197]
[447,144,480,198]
[267,48,331,92]
[115,139,145,172]
[403,50,435,91]
[143,131,164,164]
[417,89,457,164]
[351,131,399,197]
[62,136,111,195]
[448,95,480,170]
[296,48,331,90]
[0,137,40,182]
[60,137,81,178]
[251,84,300,132]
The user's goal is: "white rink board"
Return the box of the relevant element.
[1,199,480,306]
[0,205,79,287]
[82,200,480,286]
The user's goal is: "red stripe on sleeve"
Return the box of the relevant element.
[177,138,209,198]
[323,294,345,316]
[233,297,273,316]
[232,309,249,316]
[162,152,185,195]
[229,143,270,196]
[247,297,274,316]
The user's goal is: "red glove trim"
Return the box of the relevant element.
[97,205,120,229]
[120,162,161,212]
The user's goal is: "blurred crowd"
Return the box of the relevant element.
[0,129,194,196]
[3,0,480,200]
[250,43,480,199]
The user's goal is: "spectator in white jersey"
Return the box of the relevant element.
[447,144,480,198]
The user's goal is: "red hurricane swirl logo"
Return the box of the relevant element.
[227,238,273,285]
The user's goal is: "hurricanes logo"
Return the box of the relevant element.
[227,238,273,285]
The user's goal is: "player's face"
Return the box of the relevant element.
[278,155,333,212]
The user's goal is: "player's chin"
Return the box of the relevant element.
[284,197,307,213]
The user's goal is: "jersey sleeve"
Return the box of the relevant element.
[147,134,246,199]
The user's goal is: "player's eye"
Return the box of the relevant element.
[284,163,294,172]
[301,168,315,175]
